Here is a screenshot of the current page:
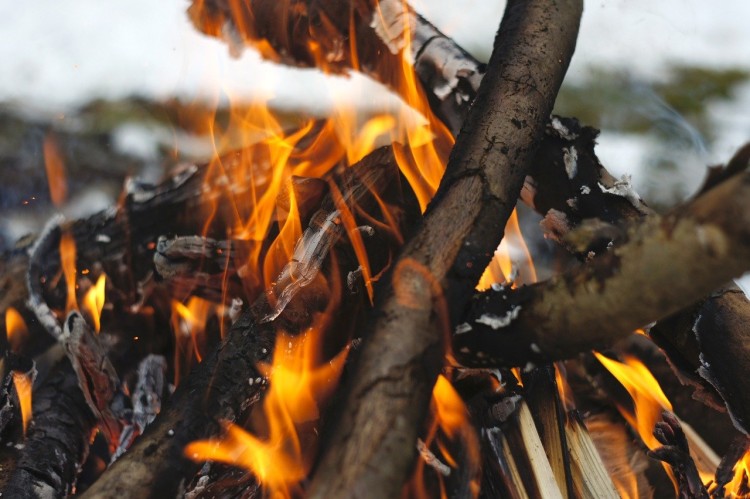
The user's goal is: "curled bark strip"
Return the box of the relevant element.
[454,169,750,368]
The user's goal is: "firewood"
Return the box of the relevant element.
[81,146,419,498]
[564,411,620,498]
[454,165,750,368]
[306,1,582,497]
[522,366,575,497]
[2,357,96,499]
[189,0,750,434]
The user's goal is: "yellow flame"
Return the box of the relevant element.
[185,320,348,497]
[12,371,32,437]
[60,231,78,314]
[5,307,27,352]
[171,297,216,385]
[82,274,106,333]
[477,209,538,290]
[594,352,672,451]
[43,134,68,207]
[726,449,750,497]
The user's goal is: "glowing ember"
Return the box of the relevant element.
[43,134,68,207]
[60,231,78,314]
[4,307,27,352]
[185,321,348,497]
[82,274,106,333]
[12,371,33,437]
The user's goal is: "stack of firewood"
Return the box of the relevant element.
[1,1,749,497]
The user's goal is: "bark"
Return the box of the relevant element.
[454,169,750,368]
[306,2,582,497]
[81,147,419,498]
[2,358,96,499]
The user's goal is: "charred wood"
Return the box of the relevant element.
[81,147,419,498]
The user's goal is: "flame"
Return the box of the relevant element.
[477,209,538,290]
[4,307,27,352]
[726,449,750,497]
[171,297,216,385]
[43,133,68,207]
[594,352,672,450]
[406,375,480,498]
[60,231,78,314]
[82,274,106,333]
[12,371,32,437]
[185,318,348,497]
[554,363,576,412]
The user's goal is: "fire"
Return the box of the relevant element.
[725,449,750,497]
[60,231,78,314]
[477,209,538,290]
[170,297,216,385]
[12,371,33,437]
[4,307,27,352]
[406,375,480,498]
[185,318,348,497]
[594,352,672,451]
[43,133,68,207]
[82,274,106,333]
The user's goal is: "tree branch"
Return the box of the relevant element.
[306,2,582,497]
[454,168,750,368]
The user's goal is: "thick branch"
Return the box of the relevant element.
[454,170,750,368]
[307,2,582,497]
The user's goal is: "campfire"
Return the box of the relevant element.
[2,0,750,497]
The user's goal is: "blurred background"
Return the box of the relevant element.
[1,0,749,285]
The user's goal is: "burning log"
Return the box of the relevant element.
[190,0,750,434]
[453,163,750,368]
[306,1,582,497]
[81,146,420,497]
[2,357,95,499]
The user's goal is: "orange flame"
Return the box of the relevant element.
[82,274,106,333]
[5,307,27,352]
[406,375,480,498]
[185,319,348,497]
[477,208,538,290]
[12,371,32,437]
[171,297,216,385]
[60,231,78,314]
[554,363,576,412]
[43,134,68,207]
[726,449,750,497]
[594,352,672,451]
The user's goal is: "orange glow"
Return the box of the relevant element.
[12,371,32,437]
[554,363,576,412]
[726,449,750,497]
[171,297,216,385]
[4,307,27,352]
[43,134,68,207]
[82,274,106,333]
[594,352,672,451]
[185,318,348,497]
[406,375,480,498]
[60,231,78,314]
[477,209,538,290]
